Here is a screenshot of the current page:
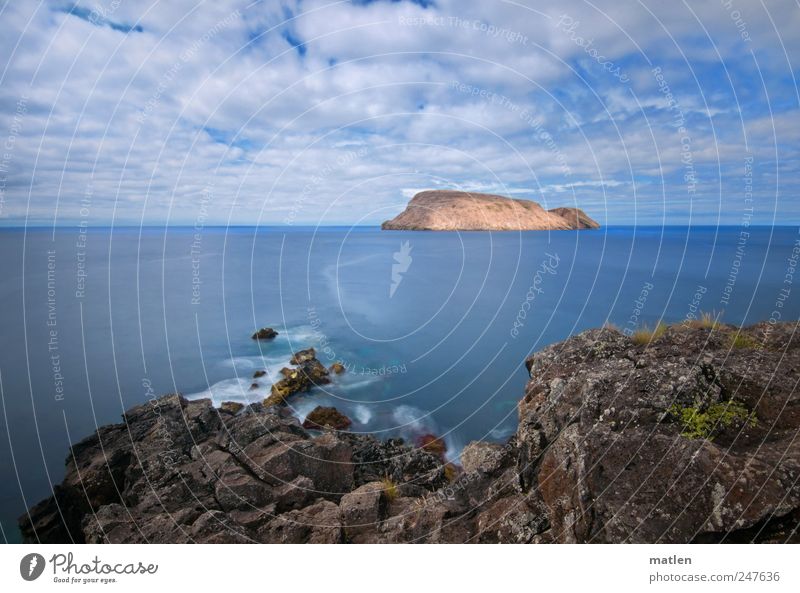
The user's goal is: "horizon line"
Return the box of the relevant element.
[1,223,798,230]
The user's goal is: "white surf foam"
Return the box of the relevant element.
[353,404,373,425]
[185,377,267,406]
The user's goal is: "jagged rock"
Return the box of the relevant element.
[19,322,800,543]
[340,482,385,543]
[303,406,352,430]
[521,322,800,543]
[252,327,278,340]
[475,494,549,543]
[416,433,447,459]
[265,354,332,407]
[301,359,331,385]
[259,499,341,543]
[220,401,244,415]
[343,434,447,491]
[290,348,316,365]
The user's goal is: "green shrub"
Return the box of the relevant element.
[670,400,756,440]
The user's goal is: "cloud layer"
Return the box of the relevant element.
[0,0,798,225]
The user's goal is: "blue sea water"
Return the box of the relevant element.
[1,224,799,542]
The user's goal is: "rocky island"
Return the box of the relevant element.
[20,321,800,543]
[381,190,600,231]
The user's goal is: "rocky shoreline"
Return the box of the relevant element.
[20,321,800,543]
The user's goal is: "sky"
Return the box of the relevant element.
[0,0,798,226]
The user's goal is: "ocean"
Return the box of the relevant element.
[1,225,798,542]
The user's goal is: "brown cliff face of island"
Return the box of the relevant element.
[546,206,600,229]
[381,190,599,231]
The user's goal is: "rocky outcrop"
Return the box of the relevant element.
[381,190,599,231]
[20,395,453,543]
[252,327,278,340]
[20,322,800,543]
[265,350,332,406]
[517,321,800,543]
[303,406,352,431]
[547,207,600,229]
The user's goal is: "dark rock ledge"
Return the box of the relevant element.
[20,322,800,543]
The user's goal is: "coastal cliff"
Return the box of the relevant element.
[20,322,800,543]
[381,190,600,231]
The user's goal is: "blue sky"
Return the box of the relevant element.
[0,0,798,226]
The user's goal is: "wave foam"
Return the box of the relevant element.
[185,377,267,406]
[353,404,373,424]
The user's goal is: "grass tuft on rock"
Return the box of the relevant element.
[670,400,756,440]
[631,322,667,345]
[380,477,399,502]
[729,332,762,349]
[443,463,458,483]
[685,310,722,330]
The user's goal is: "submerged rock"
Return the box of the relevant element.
[303,406,352,430]
[252,327,278,340]
[330,361,346,374]
[262,347,335,407]
[265,359,331,407]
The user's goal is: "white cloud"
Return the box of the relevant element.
[0,0,797,225]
